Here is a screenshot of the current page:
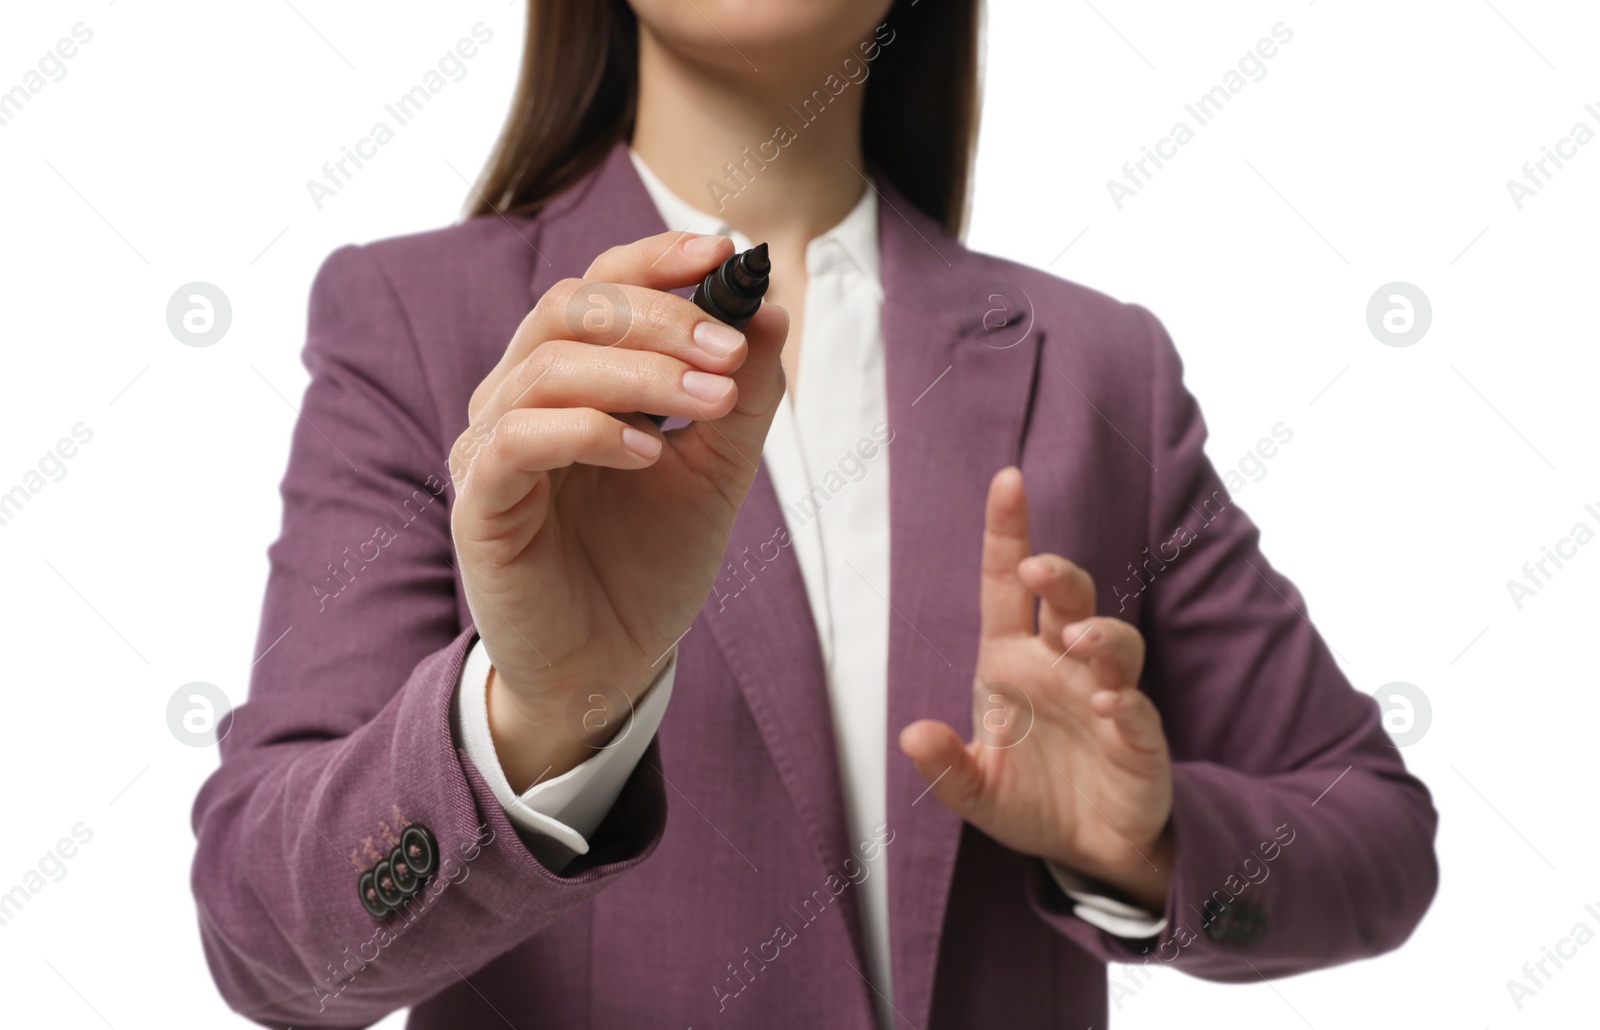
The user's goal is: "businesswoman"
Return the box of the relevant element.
[191,1,1438,1026]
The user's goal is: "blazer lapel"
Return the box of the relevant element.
[877,183,1042,1028]
[699,467,866,959]
[525,142,665,296]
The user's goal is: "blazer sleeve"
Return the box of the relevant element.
[189,244,667,1026]
[1030,305,1439,979]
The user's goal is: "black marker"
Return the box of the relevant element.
[648,243,770,426]
[691,242,770,330]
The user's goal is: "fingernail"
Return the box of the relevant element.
[692,320,744,358]
[684,234,728,259]
[621,426,661,459]
[681,369,733,404]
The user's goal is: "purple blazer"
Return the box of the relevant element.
[191,143,1437,1028]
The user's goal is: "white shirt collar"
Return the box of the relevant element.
[628,148,880,289]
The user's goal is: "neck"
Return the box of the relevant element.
[630,26,867,251]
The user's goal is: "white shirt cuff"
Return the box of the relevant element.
[1046,860,1168,939]
[454,637,675,868]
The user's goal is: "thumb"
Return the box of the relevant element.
[899,719,985,819]
[676,301,789,485]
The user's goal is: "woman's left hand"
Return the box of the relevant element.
[900,468,1176,911]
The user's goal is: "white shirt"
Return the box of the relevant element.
[454,151,1162,1030]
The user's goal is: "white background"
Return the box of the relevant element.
[1,0,1595,1026]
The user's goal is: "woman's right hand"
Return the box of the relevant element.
[449,231,788,789]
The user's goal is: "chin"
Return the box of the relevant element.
[630,0,894,72]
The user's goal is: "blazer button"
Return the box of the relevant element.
[401,824,438,879]
[389,844,419,896]
[358,870,390,920]
[1204,902,1268,946]
[1203,907,1230,943]
[1236,903,1268,946]
[373,859,405,909]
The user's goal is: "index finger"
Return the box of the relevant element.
[979,467,1035,640]
[584,231,735,291]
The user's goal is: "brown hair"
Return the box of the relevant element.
[469,0,982,238]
